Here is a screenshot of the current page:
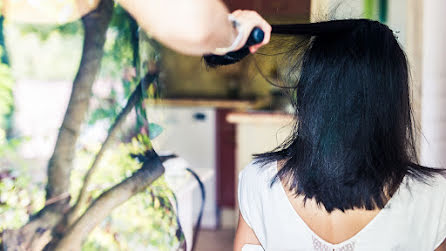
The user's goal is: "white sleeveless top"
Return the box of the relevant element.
[238,161,446,251]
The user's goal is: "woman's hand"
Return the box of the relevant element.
[230,10,272,53]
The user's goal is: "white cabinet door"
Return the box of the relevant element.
[146,106,218,229]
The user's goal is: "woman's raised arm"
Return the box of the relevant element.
[119,0,271,55]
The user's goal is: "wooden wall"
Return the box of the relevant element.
[161,0,311,100]
[224,0,310,19]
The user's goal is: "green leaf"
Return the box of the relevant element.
[148,123,163,140]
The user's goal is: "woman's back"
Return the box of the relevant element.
[238,161,446,250]
[229,19,446,251]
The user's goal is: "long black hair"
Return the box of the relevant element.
[206,19,444,212]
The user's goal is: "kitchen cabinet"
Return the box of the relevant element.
[145,100,253,229]
[227,112,294,226]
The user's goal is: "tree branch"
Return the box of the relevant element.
[53,151,165,251]
[66,81,142,225]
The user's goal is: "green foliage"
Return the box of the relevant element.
[11,5,136,81]
[0,17,27,234]
[88,5,143,126]
[148,123,163,140]
[16,21,82,41]
[70,136,180,250]
[363,0,387,22]
[88,88,121,125]
[7,25,83,81]
[0,132,45,234]
[100,5,137,79]
[0,15,14,130]
[0,49,14,129]
[3,4,173,250]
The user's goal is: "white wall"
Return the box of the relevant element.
[387,0,407,47]
[311,0,408,48]
[311,0,363,21]
[420,0,446,168]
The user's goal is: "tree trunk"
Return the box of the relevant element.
[2,1,113,250]
[45,0,113,210]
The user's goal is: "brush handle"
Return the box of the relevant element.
[203,27,265,67]
[245,27,265,47]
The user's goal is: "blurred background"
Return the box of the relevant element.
[0,0,445,250]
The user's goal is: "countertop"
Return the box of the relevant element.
[146,98,256,110]
[226,111,295,124]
